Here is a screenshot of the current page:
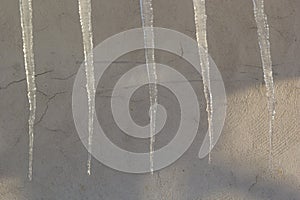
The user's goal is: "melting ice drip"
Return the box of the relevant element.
[192,0,214,163]
[78,0,96,175]
[139,0,158,173]
[252,0,276,170]
[19,0,37,181]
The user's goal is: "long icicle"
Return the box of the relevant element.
[139,0,158,174]
[252,0,275,170]
[19,0,36,181]
[193,0,214,163]
[78,0,96,175]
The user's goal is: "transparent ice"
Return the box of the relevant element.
[252,0,276,170]
[139,0,158,173]
[19,0,37,181]
[193,0,214,163]
[78,0,96,175]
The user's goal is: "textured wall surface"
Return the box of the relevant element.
[0,0,300,199]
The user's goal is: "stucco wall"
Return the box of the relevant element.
[0,0,299,199]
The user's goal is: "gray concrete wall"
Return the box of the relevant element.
[0,0,299,199]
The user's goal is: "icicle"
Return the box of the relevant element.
[252,0,276,170]
[78,0,96,175]
[19,0,36,181]
[139,0,158,174]
[192,0,213,163]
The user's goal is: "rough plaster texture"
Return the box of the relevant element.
[0,0,300,199]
